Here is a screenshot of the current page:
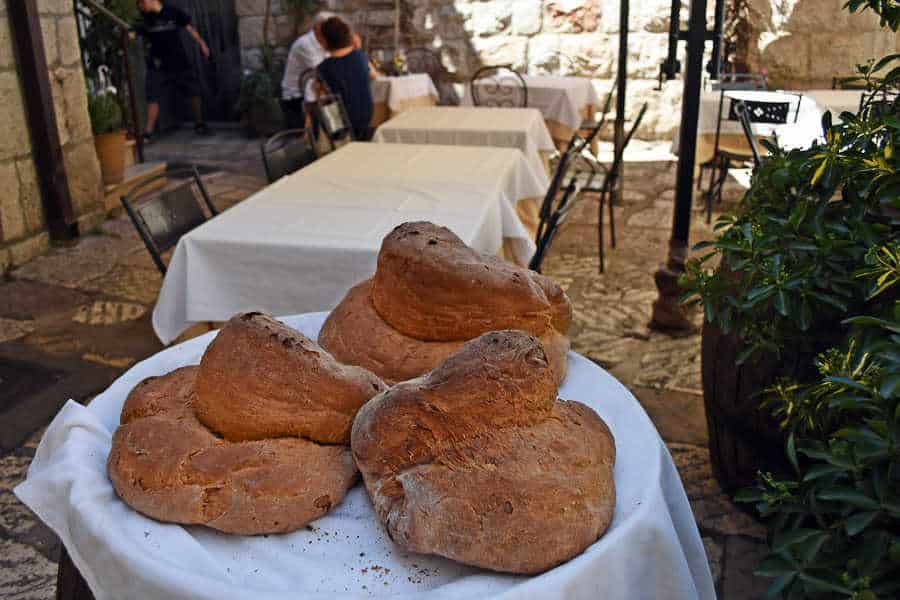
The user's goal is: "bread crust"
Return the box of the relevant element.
[108,314,386,534]
[320,222,573,385]
[351,331,616,574]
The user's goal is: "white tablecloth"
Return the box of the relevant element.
[15,312,715,600]
[463,75,601,131]
[372,106,556,179]
[150,142,546,344]
[673,90,825,159]
[372,74,439,112]
[805,89,864,118]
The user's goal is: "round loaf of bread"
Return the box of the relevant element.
[319,222,573,385]
[351,330,616,574]
[107,313,387,534]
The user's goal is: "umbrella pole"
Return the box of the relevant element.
[650,0,709,331]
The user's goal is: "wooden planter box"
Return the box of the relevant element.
[701,322,792,494]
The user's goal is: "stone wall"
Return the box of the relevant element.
[0,0,104,272]
[236,0,896,139]
[746,0,899,89]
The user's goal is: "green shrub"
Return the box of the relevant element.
[681,1,900,597]
[88,90,124,135]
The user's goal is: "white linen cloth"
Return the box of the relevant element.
[372,74,439,112]
[151,143,546,344]
[16,311,716,600]
[672,90,825,156]
[805,89,864,120]
[372,106,556,180]
[462,75,601,131]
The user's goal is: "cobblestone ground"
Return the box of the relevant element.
[0,138,768,598]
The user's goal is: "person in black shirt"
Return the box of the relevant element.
[316,17,375,141]
[134,0,211,139]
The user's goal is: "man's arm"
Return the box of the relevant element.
[185,24,210,60]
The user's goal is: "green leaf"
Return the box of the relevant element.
[879,374,900,398]
[756,555,797,577]
[766,573,796,598]
[734,488,763,503]
[797,572,853,594]
[823,375,871,392]
[774,290,790,316]
[802,463,844,481]
[798,299,813,331]
[772,528,826,552]
[846,510,879,535]
[818,487,880,510]
[786,433,799,474]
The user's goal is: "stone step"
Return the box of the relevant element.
[103,161,167,216]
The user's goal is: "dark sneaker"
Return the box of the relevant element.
[195,123,212,136]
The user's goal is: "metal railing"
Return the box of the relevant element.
[75,0,144,163]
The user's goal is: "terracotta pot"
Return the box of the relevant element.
[94,130,126,185]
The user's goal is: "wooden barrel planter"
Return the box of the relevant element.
[701,322,794,494]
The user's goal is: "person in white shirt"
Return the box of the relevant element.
[281,12,333,128]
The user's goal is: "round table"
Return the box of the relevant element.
[16,312,715,600]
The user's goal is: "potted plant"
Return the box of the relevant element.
[680,2,900,496]
[237,65,283,137]
[89,85,127,185]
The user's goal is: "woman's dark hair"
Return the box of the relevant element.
[320,17,352,51]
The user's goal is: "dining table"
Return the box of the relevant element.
[149,142,548,344]
[372,105,555,182]
[370,73,439,128]
[16,311,716,600]
[804,89,865,120]
[463,74,602,143]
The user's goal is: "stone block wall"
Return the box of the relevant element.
[235,0,898,140]
[746,0,898,89]
[0,1,104,272]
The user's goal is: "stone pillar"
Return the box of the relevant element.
[0,0,103,272]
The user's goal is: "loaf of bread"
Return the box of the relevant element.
[319,222,573,384]
[351,330,616,574]
[107,313,387,534]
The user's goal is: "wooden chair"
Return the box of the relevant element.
[310,93,355,151]
[470,65,528,108]
[120,167,217,275]
[260,128,317,183]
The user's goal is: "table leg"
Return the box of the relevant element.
[56,546,95,600]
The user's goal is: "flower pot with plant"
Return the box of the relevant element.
[681,0,900,498]
[237,60,283,138]
[90,84,126,185]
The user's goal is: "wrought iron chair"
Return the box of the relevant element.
[405,47,457,105]
[832,75,869,90]
[586,103,649,273]
[298,67,320,101]
[260,128,317,183]
[310,93,355,151]
[860,87,900,118]
[470,65,528,108]
[530,168,584,273]
[735,101,762,167]
[710,72,768,91]
[120,167,217,275]
[704,90,802,221]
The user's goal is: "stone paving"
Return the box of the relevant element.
[0,132,768,598]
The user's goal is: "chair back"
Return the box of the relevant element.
[470,65,528,108]
[312,94,355,150]
[712,72,768,91]
[261,128,317,183]
[733,101,762,166]
[298,67,320,100]
[530,170,583,272]
[405,47,457,105]
[861,88,899,119]
[832,76,869,90]
[120,167,216,274]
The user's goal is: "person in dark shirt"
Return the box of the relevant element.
[316,17,375,141]
[134,0,211,140]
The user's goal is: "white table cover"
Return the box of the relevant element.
[673,90,825,155]
[462,75,601,131]
[151,143,546,344]
[372,74,439,112]
[372,106,555,179]
[16,312,715,600]
[805,89,864,120]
